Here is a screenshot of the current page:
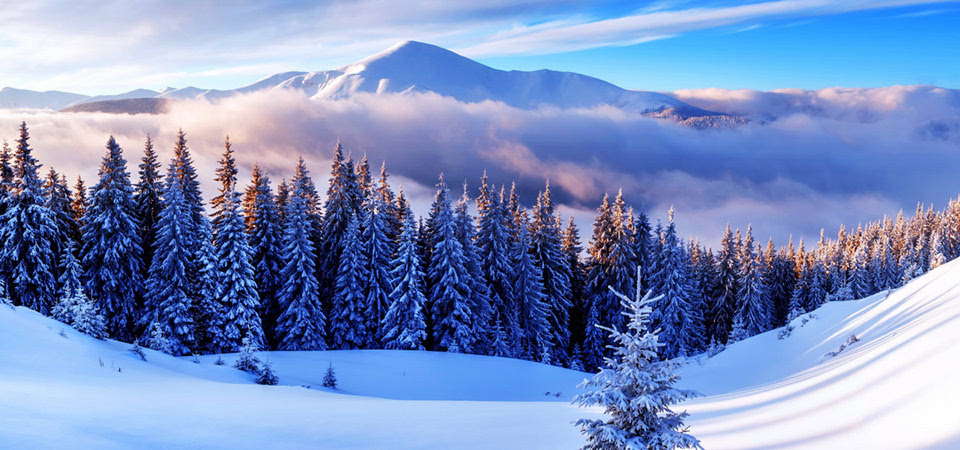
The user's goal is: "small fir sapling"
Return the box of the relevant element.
[322,362,338,389]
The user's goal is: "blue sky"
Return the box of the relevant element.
[480,4,960,91]
[0,0,957,93]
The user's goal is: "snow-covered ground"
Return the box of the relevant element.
[3,258,960,448]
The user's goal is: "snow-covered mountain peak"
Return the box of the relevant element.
[1,41,738,124]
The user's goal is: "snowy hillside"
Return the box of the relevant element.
[0,42,725,122]
[4,257,960,448]
[681,258,960,448]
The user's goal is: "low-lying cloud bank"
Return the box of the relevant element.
[0,85,957,247]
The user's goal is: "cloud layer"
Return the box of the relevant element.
[0,85,957,247]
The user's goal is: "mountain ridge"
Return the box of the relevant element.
[2,41,736,125]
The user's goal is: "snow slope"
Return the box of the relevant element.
[680,260,960,449]
[0,303,593,449]
[3,257,960,448]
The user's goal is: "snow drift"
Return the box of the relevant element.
[3,256,960,448]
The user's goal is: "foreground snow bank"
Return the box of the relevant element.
[4,257,960,448]
[0,303,593,448]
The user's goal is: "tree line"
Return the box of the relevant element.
[3,121,957,371]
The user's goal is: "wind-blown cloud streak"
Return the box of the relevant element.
[0,0,953,92]
[0,85,956,247]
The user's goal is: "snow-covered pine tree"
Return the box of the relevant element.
[510,210,552,361]
[382,205,428,351]
[72,176,87,227]
[135,135,163,281]
[81,136,143,341]
[243,164,285,348]
[689,244,720,349]
[562,216,588,361]
[52,241,106,339]
[318,142,361,312]
[331,214,369,349]
[574,267,701,450]
[143,166,195,355]
[375,161,401,243]
[322,363,338,388]
[849,243,873,299]
[257,357,279,385]
[192,224,223,352]
[43,167,78,270]
[649,208,702,358]
[355,154,373,201]
[453,186,493,354]
[276,178,289,223]
[709,224,739,345]
[475,173,514,351]
[168,130,205,242]
[210,137,264,352]
[275,160,326,351]
[582,302,604,372]
[733,227,771,338]
[362,196,396,347]
[585,191,637,344]
[1,122,58,316]
[633,211,654,293]
[233,335,261,374]
[426,175,474,353]
[0,141,12,216]
[530,182,572,363]
[806,252,829,311]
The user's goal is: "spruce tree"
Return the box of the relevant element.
[563,216,588,361]
[72,176,87,227]
[582,302,604,372]
[362,197,395,347]
[318,142,360,306]
[275,162,326,351]
[709,224,739,344]
[331,215,368,349]
[210,138,264,352]
[530,182,572,362]
[193,223,223,352]
[511,210,552,361]
[1,122,59,316]
[81,136,143,341]
[44,167,78,268]
[376,161,401,243]
[734,229,771,338]
[135,135,163,280]
[243,164,285,348]
[53,241,107,339]
[453,186,493,354]
[475,173,514,350]
[586,191,637,342]
[382,207,428,351]
[574,267,701,450]
[649,208,702,358]
[426,175,474,353]
[143,167,195,355]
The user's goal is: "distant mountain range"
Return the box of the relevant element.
[3,41,749,127]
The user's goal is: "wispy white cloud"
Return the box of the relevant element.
[0,0,952,93]
[458,0,953,57]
